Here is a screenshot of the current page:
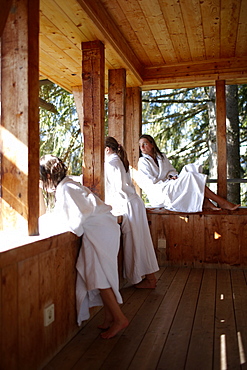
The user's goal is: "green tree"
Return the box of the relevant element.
[142,85,247,204]
[39,82,83,175]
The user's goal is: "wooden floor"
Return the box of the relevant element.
[43,267,247,370]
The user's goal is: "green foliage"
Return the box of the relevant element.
[142,87,211,172]
[39,82,83,175]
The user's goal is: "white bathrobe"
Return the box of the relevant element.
[105,153,159,285]
[53,177,122,326]
[138,153,207,212]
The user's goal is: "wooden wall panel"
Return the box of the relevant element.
[18,256,41,369]
[1,264,18,370]
[220,215,240,266]
[192,214,205,267]
[0,233,81,370]
[39,249,57,363]
[239,218,247,266]
[147,210,247,268]
[204,215,222,264]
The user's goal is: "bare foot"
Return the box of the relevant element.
[221,202,240,211]
[203,205,221,211]
[135,278,157,289]
[97,321,112,330]
[98,313,113,330]
[100,319,129,339]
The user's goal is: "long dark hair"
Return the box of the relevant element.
[105,136,129,172]
[40,155,67,191]
[139,134,164,159]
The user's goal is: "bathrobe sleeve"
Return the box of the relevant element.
[55,179,111,237]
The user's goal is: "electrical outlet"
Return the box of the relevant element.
[44,304,55,326]
[158,239,166,249]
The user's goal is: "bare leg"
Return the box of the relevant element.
[204,186,240,210]
[97,305,113,330]
[99,288,129,339]
[203,197,221,211]
[135,273,157,289]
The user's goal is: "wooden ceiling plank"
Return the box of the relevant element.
[52,0,97,40]
[200,0,220,59]
[40,12,83,60]
[115,0,164,65]
[158,0,192,62]
[180,0,206,60]
[236,0,247,56]
[76,0,143,84]
[101,0,152,66]
[39,35,81,74]
[138,0,178,64]
[220,0,242,58]
[40,0,89,49]
[39,50,82,90]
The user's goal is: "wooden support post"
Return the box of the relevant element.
[125,87,142,193]
[0,0,39,235]
[82,40,105,199]
[108,69,126,145]
[72,85,84,137]
[216,80,227,199]
[0,0,13,37]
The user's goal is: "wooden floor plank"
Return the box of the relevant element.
[43,283,137,369]
[214,270,240,370]
[101,267,179,370]
[43,267,247,370]
[185,269,216,370]
[157,268,203,370]
[128,267,190,370]
[72,269,165,370]
[230,270,247,368]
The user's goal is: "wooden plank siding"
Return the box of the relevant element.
[43,266,247,370]
[0,233,81,370]
[147,209,247,268]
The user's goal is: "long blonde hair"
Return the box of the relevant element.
[105,136,129,172]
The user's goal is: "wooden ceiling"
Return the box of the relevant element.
[39,0,247,93]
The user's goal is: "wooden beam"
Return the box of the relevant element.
[82,40,105,199]
[72,85,84,136]
[108,69,126,145]
[125,87,142,194]
[0,0,39,235]
[77,0,143,85]
[216,80,227,199]
[0,0,13,37]
[142,57,247,90]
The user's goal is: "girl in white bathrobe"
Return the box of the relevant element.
[104,137,159,289]
[138,134,240,212]
[39,154,128,339]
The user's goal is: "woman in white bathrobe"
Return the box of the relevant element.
[104,137,159,289]
[138,134,240,212]
[39,155,128,339]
